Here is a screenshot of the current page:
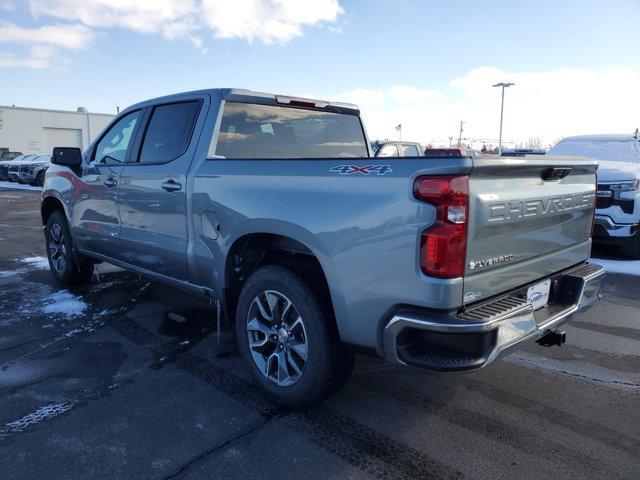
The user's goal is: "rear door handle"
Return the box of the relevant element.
[161,180,182,192]
[103,178,117,188]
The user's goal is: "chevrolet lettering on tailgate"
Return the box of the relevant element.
[488,193,595,222]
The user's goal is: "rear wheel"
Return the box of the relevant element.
[35,171,45,187]
[45,211,93,285]
[236,265,353,408]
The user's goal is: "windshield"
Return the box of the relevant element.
[212,102,368,159]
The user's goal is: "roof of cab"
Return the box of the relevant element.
[126,88,360,115]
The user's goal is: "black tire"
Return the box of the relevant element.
[620,230,640,259]
[236,265,353,408]
[45,211,93,285]
[35,171,45,187]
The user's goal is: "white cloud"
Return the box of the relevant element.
[0,22,93,68]
[314,67,640,147]
[389,85,444,103]
[0,53,50,68]
[28,0,199,35]
[200,0,343,43]
[2,0,343,68]
[0,22,94,50]
[25,0,343,46]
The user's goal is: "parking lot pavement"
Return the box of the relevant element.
[0,189,639,480]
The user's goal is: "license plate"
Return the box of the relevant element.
[527,279,551,310]
[597,190,613,198]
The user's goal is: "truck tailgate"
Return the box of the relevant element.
[463,156,597,304]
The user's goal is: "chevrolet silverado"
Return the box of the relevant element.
[40,88,604,406]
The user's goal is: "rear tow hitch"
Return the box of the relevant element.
[537,330,566,347]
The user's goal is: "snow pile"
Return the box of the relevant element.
[591,257,640,276]
[40,291,87,317]
[0,181,41,191]
[21,256,50,270]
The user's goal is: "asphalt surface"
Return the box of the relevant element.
[0,188,638,480]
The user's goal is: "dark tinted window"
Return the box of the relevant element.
[94,110,141,163]
[139,101,199,163]
[424,149,463,158]
[212,102,367,159]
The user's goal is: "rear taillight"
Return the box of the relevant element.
[414,176,469,278]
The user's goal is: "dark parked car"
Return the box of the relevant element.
[424,147,485,158]
[0,151,23,161]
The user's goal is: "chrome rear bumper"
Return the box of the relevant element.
[383,262,605,371]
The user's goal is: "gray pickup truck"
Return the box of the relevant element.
[41,88,604,407]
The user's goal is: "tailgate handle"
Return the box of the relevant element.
[542,167,572,181]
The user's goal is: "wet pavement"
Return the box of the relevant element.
[0,188,639,479]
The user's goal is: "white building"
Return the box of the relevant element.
[0,105,115,155]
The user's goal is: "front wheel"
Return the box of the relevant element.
[236,265,353,408]
[35,171,45,187]
[45,211,93,285]
[620,229,640,259]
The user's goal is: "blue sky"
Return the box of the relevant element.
[1,0,639,146]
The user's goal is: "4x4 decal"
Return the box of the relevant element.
[330,164,393,176]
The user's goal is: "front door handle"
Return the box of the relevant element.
[103,178,117,188]
[161,180,182,192]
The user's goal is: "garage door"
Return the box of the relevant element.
[43,127,83,154]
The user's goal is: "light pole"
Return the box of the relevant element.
[493,82,514,154]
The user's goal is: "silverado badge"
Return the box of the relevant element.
[469,253,516,271]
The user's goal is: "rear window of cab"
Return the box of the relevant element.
[210,102,368,159]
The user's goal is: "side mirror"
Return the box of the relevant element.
[51,147,83,167]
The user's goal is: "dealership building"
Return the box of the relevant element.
[0,105,115,156]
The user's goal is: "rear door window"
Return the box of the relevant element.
[139,101,200,164]
[212,102,368,159]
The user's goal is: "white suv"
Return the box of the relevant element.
[549,134,640,258]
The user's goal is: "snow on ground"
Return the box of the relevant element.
[40,290,87,317]
[0,268,27,279]
[590,257,640,276]
[0,181,41,192]
[20,256,50,270]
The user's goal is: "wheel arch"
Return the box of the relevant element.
[41,195,67,226]
[223,232,342,341]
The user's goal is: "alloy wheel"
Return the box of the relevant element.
[246,290,308,386]
[48,223,67,274]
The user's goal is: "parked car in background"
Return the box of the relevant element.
[0,155,23,181]
[2,154,37,182]
[8,155,40,182]
[424,147,485,158]
[16,154,51,186]
[548,134,640,258]
[41,88,602,407]
[500,148,547,157]
[371,141,423,157]
[0,151,22,161]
